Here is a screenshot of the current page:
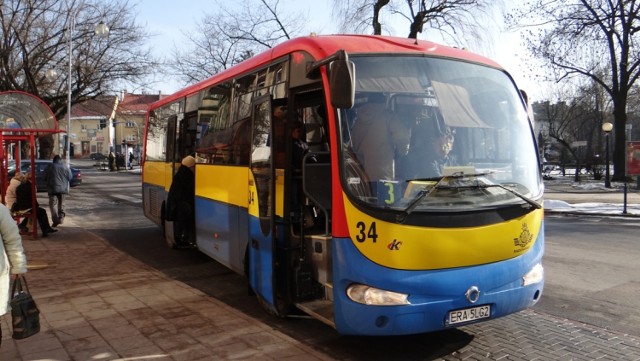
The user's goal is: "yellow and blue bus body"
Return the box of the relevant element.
[142,35,544,336]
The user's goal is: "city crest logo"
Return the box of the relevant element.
[513,223,533,249]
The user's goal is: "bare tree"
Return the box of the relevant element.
[511,0,640,181]
[169,0,307,86]
[332,0,495,46]
[534,81,611,181]
[0,0,156,120]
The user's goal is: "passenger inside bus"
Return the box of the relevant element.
[291,120,308,170]
[290,120,308,225]
[351,93,410,182]
[399,117,457,179]
[423,126,456,177]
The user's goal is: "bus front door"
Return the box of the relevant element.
[248,96,279,314]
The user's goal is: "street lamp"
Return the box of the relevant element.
[602,122,613,188]
[63,7,109,167]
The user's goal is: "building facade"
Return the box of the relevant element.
[66,96,118,158]
[114,91,163,159]
[65,91,163,159]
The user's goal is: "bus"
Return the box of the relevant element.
[142,34,544,336]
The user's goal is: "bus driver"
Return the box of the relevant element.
[351,94,411,182]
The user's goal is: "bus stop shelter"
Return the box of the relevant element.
[0,91,62,238]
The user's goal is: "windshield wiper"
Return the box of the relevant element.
[396,173,541,223]
[396,172,491,223]
[477,183,542,210]
[404,171,493,183]
[396,178,444,223]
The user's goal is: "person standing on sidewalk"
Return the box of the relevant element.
[44,155,72,227]
[108,151,116,171]
[166,155,196,247]
[0,203,27,346]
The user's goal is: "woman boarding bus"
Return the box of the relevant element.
[142,34,544,336]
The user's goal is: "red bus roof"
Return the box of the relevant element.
[150,34,503,110]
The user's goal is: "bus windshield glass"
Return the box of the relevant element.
[339,55,542,211]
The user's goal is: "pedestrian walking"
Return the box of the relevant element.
[108,151,116,172]
[129,151,135,169]
[116,153,124,171]
[44,155,71,227]
[0,202,27,346]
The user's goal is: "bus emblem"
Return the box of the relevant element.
[387,239,402,250]
[465,286,480,303]
[513,223,533,248]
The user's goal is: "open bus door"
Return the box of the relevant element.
[163,115,179,248]
[248,95,280,314]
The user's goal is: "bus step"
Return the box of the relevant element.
[295,299,335,328]
[294,263,324,301]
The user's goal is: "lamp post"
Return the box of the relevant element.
[602,122,613,188]
[63,5,109,167]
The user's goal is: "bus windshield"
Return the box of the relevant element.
[339,55,542,211]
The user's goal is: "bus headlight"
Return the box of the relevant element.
[346,284,410,306]
[522,263,544,286]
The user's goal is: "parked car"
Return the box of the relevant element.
[90,153,107,160]
[7,160,82,191]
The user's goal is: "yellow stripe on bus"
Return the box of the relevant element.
[343,193,543,270]
[195,165,249,208]
[142,161,174,190]
[246,169,285,218]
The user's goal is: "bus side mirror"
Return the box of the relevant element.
[329,55,355,109]
[520,89,535,123]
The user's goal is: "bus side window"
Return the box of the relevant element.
[273,102,288,169]
[231,118,251,165]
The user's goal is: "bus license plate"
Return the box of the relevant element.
[447,305,491,325]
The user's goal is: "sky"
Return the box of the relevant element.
[132,1,539,100]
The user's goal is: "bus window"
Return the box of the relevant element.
[146,100,183,162]
[166,115,177,164]
[270,61,288,99]
[176,114,197,161]
[195,83,234,164]
[145,112,167,161]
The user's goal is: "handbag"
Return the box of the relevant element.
[10,275,40,339]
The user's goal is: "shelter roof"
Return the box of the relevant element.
[0,91,58,135]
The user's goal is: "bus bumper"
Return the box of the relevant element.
[331,227,545,336]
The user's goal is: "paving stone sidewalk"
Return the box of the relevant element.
[0,223,330,361]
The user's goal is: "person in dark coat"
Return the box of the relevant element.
[14,173,57,237]
[108,151,116,171]
[166,155,196,247]
[44,155,72,227]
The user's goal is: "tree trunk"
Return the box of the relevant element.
[612,99,628,182]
